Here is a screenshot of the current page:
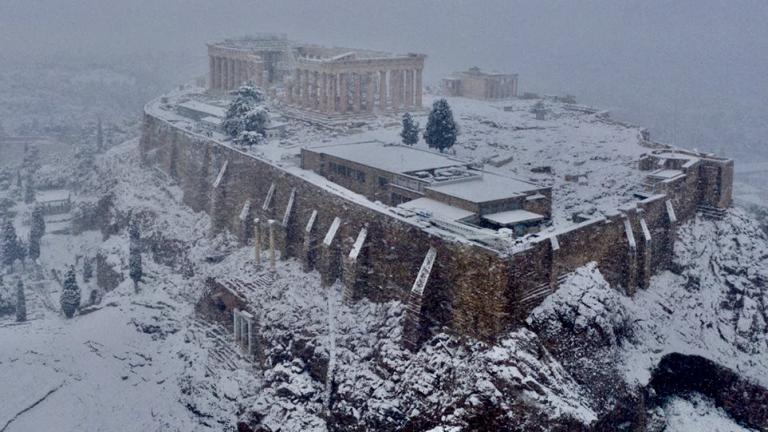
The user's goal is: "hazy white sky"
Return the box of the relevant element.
[1,0,766,157]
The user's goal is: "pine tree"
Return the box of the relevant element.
[223,84,265,138]
[82,256,93,283]
[28,205,45,262]
[128,220,143,292]
[60,267,81,318]
[23,172,35,204]
[96,117,104,152]
[15,278,26,322]
[400,112,420,146]
[129,245,143,293]
[423,99,458,153]
[0,219,20,268]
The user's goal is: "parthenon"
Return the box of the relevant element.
[207,34,426,116]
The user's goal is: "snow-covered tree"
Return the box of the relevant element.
[60,267,81,318]
[242,107,269,135]
[129,220,143,292]
[400,112,420,146]
[28,205,45,262]
[423,99,458,153]
[129,245,143,293]
[222,84,266,138]
[15,278,26,322]
[82,256,93,283]
[23,172,35,204]
[0,220,20,268]
[96,117,104,152]
[237,130,265,147]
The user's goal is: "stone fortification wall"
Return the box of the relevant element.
[141,112,514,342]
[141,105,733,344]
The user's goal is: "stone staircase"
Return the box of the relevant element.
[698,205,727,220]
[188,319,249,375]
[514,273,570,314]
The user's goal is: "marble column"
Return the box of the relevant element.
[208,56,215,89]
[379,70,388,110]
[231,59,237,88]
[214,57,221,90]
[339,73,348,113]
[352,73,361,112]
[304,70,312,107]
[415,68,423,107]
[391,69,401,109]
[405,69,414,107]
[312,72,319,109]
[221,57,229,90]
[319,73,327,112]
[365,72,375,111]
[329,73,337,112]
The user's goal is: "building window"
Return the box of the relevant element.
[378,176,388,187]
[329,161,365,183]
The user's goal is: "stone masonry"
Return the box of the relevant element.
[141,100,733,345]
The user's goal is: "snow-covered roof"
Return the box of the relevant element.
[310,141,466,174]
[648,169,684,180]
[482,209,545,226]
[177,100,227,118]
[427,171,541,203]
[398,197,474,221]
[36,189,70,203]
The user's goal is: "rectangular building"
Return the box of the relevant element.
[301,141,551,235]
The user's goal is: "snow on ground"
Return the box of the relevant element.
[155,89,653,227]
[663,395,755,432]
[620,209,768,387]
[0,283,203,432]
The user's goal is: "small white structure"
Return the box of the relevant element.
[233,308,254,356]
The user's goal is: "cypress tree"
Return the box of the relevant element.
[28,205,45,262]
[15,278,26,322]
[60,267,81,318]
[400,112,420,146]
[423,99,458,153]
[0,219,19,268]
[129,245,142,293]
[82,256,93,283]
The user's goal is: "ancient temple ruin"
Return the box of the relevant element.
[442,67,518,100]
[207,34,426,118]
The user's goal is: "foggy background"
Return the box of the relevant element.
[1,0,766,161]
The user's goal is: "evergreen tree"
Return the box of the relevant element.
[28,205,45,263]
[423,99,458,153]
[28,234,40,263]
[96,117,104,152]
[15,278,26,322]
[400,112,420,146]
[129,244,143,293]
[82,256,93,283]
[16,237,27,269]
[222,84,265,138]
[128,220,143,292]
[0,219,20,268]
[23,172,35,204]
[60,267,81,318]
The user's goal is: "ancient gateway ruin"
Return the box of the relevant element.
[142,36,734,350]
[207,34,426,117]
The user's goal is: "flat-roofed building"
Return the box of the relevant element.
[301,140,551,234]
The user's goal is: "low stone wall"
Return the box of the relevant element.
[141,105,732,343]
